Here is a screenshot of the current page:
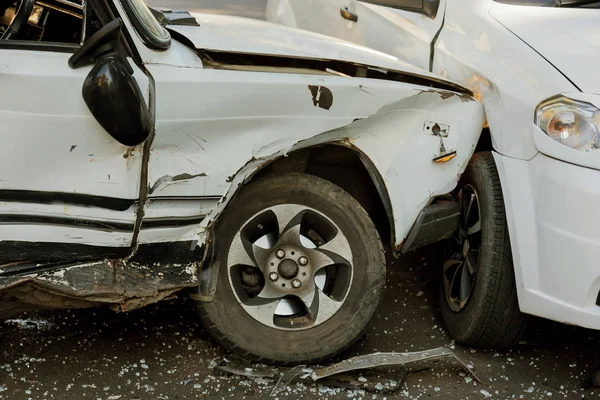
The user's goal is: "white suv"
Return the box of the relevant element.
[268,0,600,347]
[0,0,483,363]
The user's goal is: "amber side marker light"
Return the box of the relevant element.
[433,151,457,163]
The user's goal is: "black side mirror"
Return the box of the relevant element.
[69,19,151,147]
[422,0,441,19]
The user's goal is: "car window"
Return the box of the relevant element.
[120,0,170,50]
[0,0,85,45]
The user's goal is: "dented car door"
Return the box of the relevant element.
[0,45,147,263]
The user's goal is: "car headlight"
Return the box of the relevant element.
[535,96,600,152]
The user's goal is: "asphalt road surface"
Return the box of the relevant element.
[2,249,599,399]
[145,0,267,19]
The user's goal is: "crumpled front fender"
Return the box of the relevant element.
[193,89,483,301]
[202,89,482,245]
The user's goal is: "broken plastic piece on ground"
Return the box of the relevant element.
[214,358,404,395]
[214,358,278,379]
[311,347,480,382]
[270,365,306,396]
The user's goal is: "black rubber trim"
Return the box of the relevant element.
[141,216,205,228]
[0,242,130,265]
[429,2,446,72]
[0,190,135,211]
[201,50,473,97]
[596,290,600,307]
[0,214,135,232]
[148,195,222,201]
[0,40,79,53]
[0,214,206,231]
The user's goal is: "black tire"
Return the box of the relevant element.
[439,152,529,349]
[198,173,386,364]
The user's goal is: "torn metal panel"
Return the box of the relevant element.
[311,347,480,382]
[149,172,207,195]
[214,358,404,394]
[0,260,198,319]
[168,15,472,95]
[189,88,483,252]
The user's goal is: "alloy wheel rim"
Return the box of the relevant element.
[443,185,482,312]
[227,204,354,330]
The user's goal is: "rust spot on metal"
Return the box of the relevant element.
[123,147,135,159]
[308,85,334,110]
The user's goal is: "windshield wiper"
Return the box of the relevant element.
[556,0,600,7]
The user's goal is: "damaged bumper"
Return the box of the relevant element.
[496,151,600,329]
[0,260,198,318]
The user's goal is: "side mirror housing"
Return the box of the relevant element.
[70,19,152,147]
[82,53,152,147]
[422,0,441,19]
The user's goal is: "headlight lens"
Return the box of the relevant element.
[535,97,600,152]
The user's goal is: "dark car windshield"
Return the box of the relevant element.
[494,0,600,6]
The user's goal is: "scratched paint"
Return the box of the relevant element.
[308,85,334,110]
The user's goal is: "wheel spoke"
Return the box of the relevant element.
[466,252,476,274]
[228,232,256,268]
[295,285,343,325]
[252,243,272,272]
[443,258,462,273]
[277,223,303,248]
[465,193,475,227]
[296,284,318,311]
[467,220,481,236]
[305,248,337,272]
[319,230,353,265]
[459,264,473,307]
[239,297,280,328]
[447,260,464,305]
[270,204,306,239]
[314,290,344,325]
[255,280,285,300]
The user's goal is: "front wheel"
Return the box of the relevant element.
[439,152,529,349]
[198,173,386,364]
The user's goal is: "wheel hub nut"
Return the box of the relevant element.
[276,249,285,259]
[292,279,302,288]
[269,272,279,281]
[298,256,308,266]
[278,259,299,279]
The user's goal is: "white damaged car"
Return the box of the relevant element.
[267,0,600,348]
[0,0,483,363]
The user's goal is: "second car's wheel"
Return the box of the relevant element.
[198,173,386,364]
[439,152,529,349]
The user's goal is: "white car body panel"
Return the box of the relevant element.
[0,1,485,314]
[489,4,600,94]
[266,0,444,71]
[169,13,445,82]
[267,0,600,329]
[0,50,145,248]
[145,63,482,248]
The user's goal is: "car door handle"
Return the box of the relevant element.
[340,7,358,22]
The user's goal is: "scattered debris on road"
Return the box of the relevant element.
[215,346,478,396]
[311,347,479,382]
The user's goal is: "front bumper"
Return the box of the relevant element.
[495,151,600,329]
